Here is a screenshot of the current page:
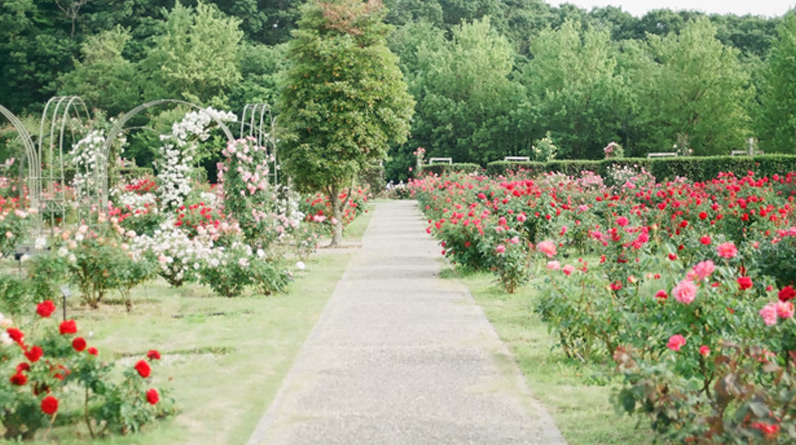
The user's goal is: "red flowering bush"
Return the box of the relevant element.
[0,303,173,440]
[412,168,796,441]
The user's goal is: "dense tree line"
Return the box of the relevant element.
[1,0,794,180]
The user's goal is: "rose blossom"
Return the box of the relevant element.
[495,244,506,254]
[546,261,561,271]
[776,301,794,319]
[667,334,686,351]
[779,286,796,302]
[562,265,575,276]
[716,242,738,258]
[759,303,778,326]
[699,345,711,356]
[672,279,697,304]
[135,360,151,378]
[72,337,87,352]
[537,240,557,258]
[692,260,715,281]
[59,319,77,335]
[146,388,160,405]
[41,396,58,415]
[737,276,753,290]
[36,300,56,318]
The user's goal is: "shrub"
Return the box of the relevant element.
[0,304,172,440]
[420,163,481,176]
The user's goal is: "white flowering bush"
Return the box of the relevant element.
[199,242,290,298]
[131,222,220,287]
[605,163,656,190]
[156,107,236,211]
[532,132,558,162]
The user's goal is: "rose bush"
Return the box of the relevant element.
[0,303,172,440]
[412,168,796,441]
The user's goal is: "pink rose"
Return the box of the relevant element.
[717,242,738,259]
[546,261,561,271]
[562,265,575,276]
[759,303,778,326]
[776,301,794,319]
[692,260,715,281]
[667,334,686,351]
[537,241,557,258]
[672,279,697,304]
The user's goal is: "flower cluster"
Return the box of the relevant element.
[411,168,796,441]
[1,302,170,439]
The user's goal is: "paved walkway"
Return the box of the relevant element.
[248,201,565,444]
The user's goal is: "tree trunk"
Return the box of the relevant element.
[329,186,344,246]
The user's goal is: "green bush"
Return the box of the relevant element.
[485,154,796,181]
[420,163,481,176]
[0,273,33,314]
[546,160,603,176]
[485,161,545,177]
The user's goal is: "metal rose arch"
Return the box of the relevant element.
[98,99,237,209]
[239,103,279,186]
[0,104,40,231]
[37,96,93,232]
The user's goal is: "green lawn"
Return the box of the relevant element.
[448,269,654,445]
[22,208,374,444]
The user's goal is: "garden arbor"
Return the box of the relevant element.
[1,98,241,246]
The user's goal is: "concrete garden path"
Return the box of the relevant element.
[248,201,565,444]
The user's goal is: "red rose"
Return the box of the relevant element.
[10,372,27,386]
[699,235,711,245]
[16,362,30,373]
[698,211,708,220]
[737,277,753,290]
[779,286,796,302]
[6,328,24,344]
[134,360,151,378]
[25,346,43,362]
[41,396,59,415]
[59,319,77,335]
[147,350,161,361]
[36,300,56,318]
[87,347,98,356]
[52,365,70,381]
[72,337,87,352]
[146,388,159,405]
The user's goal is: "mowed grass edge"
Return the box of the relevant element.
[25,206,374,444]
[446,269,654,445]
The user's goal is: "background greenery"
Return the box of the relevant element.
[1,0,795,180]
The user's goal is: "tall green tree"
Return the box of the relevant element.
[522,20,625,159]
[139,0,243,106]
[403,17,525,167]
[630,18,753,155]
[57,26,139,115]
[279,0,414,245]
[757,12,796,153]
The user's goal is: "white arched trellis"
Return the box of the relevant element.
[36,96,93,230]
[0,105,39,232]
[99,99,237,210]
[240,103,279,186]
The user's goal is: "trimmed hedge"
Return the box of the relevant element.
[420,163,482,176]
[486,155,796,181]
[485,161,545,177]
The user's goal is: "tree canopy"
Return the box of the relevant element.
[278,0,413,244]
